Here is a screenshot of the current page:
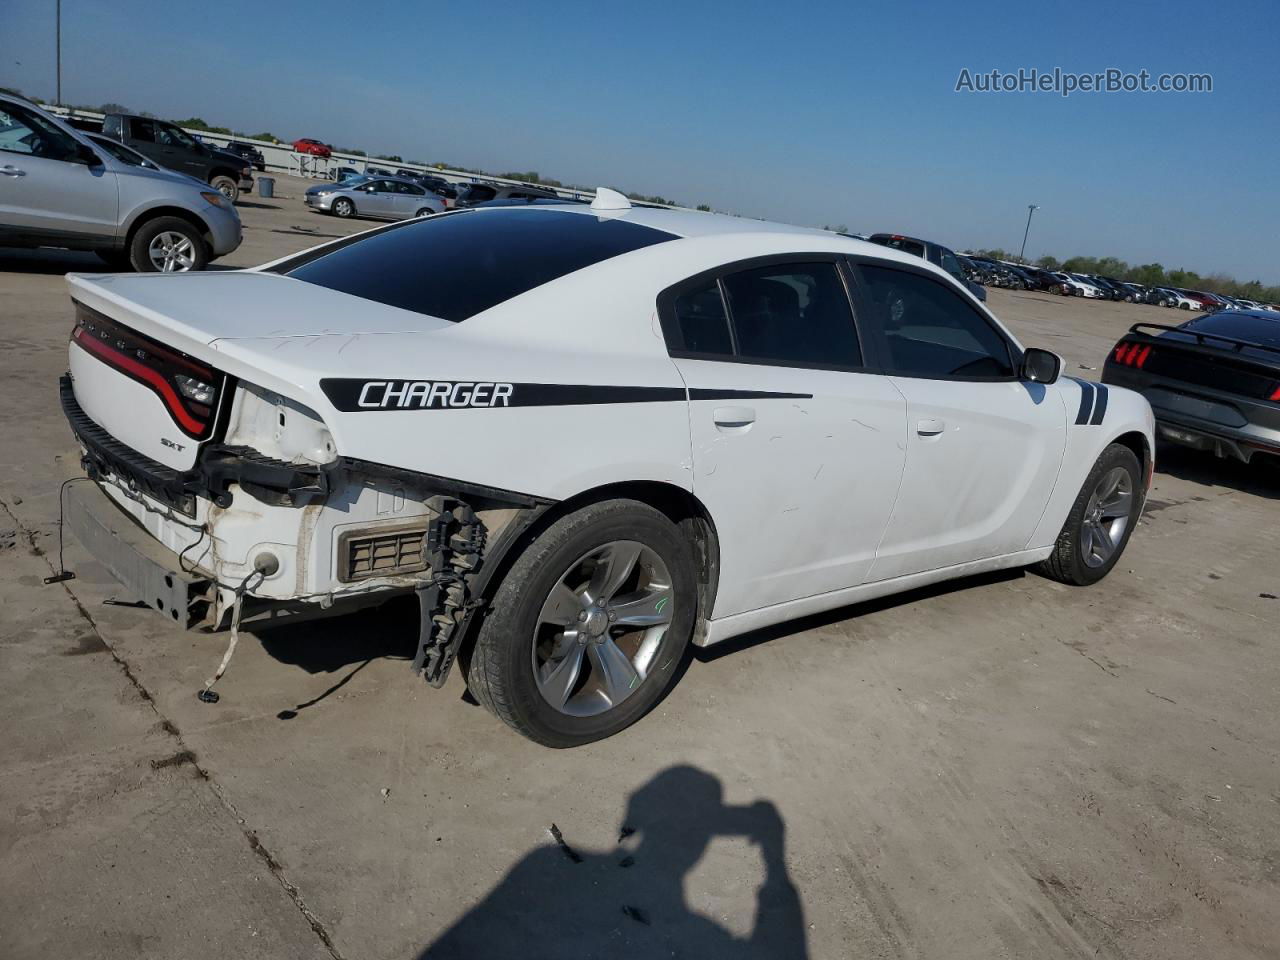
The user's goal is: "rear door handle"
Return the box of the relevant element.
[713,406,756,430]
[916,418,946,436]
[0,165,24,176]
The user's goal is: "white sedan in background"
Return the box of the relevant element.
[58,190,1154,746]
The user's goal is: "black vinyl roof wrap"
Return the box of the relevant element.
[278,209,676,323]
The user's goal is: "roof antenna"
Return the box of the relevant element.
[590,187,632,212]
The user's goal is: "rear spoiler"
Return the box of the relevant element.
[1127,323,1280,359]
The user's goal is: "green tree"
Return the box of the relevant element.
[1036,255,1060,270]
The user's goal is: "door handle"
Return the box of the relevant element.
[0,165,24,176]
[713,406,756,430]
[916,418,946,436]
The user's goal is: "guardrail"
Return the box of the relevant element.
[45,105,595,201]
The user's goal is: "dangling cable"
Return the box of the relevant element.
[43,477,92,584]
[197,568,265,704]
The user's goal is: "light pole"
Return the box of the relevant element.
[1018,204,1039,264]
[55,0,62,106]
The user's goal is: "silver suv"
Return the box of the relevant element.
[0,95,242,271]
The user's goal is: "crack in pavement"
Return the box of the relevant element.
[0,493,347,960]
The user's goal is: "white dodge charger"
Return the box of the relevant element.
[59,190,1154,746]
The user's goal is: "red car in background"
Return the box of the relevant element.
[292,138,332,158]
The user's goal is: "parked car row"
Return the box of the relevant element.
[959,254,1280,314]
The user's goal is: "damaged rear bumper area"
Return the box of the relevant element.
[61,374,328,516]
[59,374,553,685]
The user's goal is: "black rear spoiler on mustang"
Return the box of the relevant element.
[1126,323,1280,358]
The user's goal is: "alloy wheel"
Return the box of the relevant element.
[532,540,674,717]
[147,232,196,272]
[1080,466,1133,568]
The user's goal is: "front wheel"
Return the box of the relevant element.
[129,217,209,272]
[1036,443,1143,586]
[332,197,355,218]
[210,175,239,203]
[467,500,697,747]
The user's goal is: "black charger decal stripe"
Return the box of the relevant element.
[1073,379,1096,425]
[1089,384,1109,425]
[688,388,812,401]
[320,379,812,412]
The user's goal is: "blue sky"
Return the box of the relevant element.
[4,0,1278,281]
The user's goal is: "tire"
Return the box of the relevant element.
[415,208,435,218]
[1036,443,1142,586]
[209,175,239,203]
[128,217,209,273]
[332,198,355,218]
[467,499,697,747]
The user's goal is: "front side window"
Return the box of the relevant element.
[858,264,1015,379]
[155,122,198,150]
[130,118,157,142]
[0,103,81,161]
[721,262,861,367]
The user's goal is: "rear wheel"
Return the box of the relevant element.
[1037,443,1142,586]
[415,208,434,218]
[467,499,697,747]
[128,217,209,273]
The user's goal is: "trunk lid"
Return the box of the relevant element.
[64,272,450,471]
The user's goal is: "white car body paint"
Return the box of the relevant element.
[62,205,1155,645]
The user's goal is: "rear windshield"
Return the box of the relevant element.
[1182,312,1280,346]
[278,209,675,322]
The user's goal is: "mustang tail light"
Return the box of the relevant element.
[1270,385,1280,402]
[1112,342,1152,368]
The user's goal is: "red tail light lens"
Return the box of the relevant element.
[1112,342,1152,369]
[71,304,221,439]
[1270,385,1280,402]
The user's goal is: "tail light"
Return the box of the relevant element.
[1112,342,1152,369]
[1270,385,1280,402]
[71,304,223,439]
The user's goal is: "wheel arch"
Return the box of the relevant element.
[1109,429,1151,488]
[459,480,721,671]
[123,205,214,253]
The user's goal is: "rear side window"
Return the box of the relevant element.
[280,209,674,323]
[672,281,733,356]
[858,264,1015,379]
[661,261,862,369]
[723,264,861,367]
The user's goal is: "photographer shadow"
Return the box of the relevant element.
[421,765,809,959]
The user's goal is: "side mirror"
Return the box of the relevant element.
[1021,347,1062,384]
